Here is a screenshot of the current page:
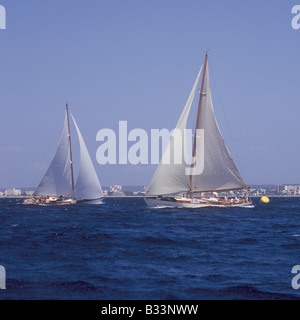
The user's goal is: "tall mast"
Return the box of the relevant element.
[189,52,208,189]
[66,103,75,192]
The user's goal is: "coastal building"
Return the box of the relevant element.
[5,188,22,197]
[259,188,266,194]
[0,191,4,197]
[132,186,148,196]
[110,185,122,193]
[277,184,284,193]
[109,185,125,196]
[284,185,300,195]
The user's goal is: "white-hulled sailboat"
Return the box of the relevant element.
[144,53,252,208]
[23,104,103,205]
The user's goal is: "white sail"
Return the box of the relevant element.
[145,66,203,196]
[71,115,103,200]
[34,111,72,196]
[190,62,247,192]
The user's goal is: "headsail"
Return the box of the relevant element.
[145,66,203,196]
[190,57,247,193]
[34,110,72,196]
[71,115,103,200]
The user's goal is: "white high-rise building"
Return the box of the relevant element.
[5,188,22,197]
[284,186,298,194]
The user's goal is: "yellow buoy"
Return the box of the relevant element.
[260,196,270,204]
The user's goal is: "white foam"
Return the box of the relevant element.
[150,205,175,209]
[239,205,255,208]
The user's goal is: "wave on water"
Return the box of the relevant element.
[83,199,104,205]
[218,285,300,300]
[1,197,300,300]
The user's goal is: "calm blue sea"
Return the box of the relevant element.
[0,196,300,300]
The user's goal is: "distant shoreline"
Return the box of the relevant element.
[1,195,300,199]
[250,195,300,198]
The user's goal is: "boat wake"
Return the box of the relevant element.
[149,205,175,209]
[148,204,255,209]
[86,199,104,205]
[240,205,255,209]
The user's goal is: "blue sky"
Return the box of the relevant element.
[0,0,300,188]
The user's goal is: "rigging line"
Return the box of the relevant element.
[208,56,245,177]
[190,53,206,148]
[190,53,207,187]
[187,59,205,164]
[66,103,75,191]
[188,69,202,159]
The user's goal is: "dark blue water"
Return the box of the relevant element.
[0,197,300,300]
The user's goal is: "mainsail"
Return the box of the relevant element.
[71,115,103,200]
[146,54,247,197]
[34,110,72,196]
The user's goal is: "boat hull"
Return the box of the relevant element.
[23,198,75,205]
[23,197,104,205]
[144,196,253,208]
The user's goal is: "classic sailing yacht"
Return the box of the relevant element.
[23,104,103,205]
[145,53,252,208]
